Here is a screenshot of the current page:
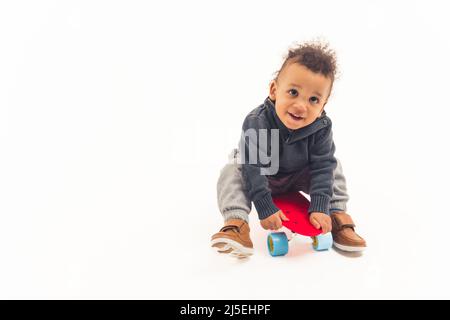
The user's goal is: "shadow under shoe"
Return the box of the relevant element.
[211,219,254,258]
[331,212,367,252]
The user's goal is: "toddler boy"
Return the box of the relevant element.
[211,42,366,258]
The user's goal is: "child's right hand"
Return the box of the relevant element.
[260,210,289,230]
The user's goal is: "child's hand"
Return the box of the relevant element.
[309,212,332,234]
[260,210,289,230]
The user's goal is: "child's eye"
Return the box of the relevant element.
[288,89,298,97]
[310,96,320,104]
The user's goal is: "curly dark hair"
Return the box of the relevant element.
[274,41,338,83]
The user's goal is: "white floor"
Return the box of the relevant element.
[1,162,448,300]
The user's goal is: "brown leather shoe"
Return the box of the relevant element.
[211,219,253,258]
[331,212,366,252]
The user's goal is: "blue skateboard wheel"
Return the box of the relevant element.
[312,233,333,251]
[267,232,289,256]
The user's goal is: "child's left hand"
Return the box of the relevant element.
[309,212,332,234]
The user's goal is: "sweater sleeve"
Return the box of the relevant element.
[240,116,280,220]
[308,124,337,215]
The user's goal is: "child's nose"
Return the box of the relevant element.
[292,103,307,114]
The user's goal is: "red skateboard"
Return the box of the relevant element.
[267,192,333,256]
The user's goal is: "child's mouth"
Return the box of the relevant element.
[288,112,304,122]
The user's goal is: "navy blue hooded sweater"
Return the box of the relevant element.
[240,97,337,220]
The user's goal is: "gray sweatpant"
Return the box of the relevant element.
[217,148,349,223]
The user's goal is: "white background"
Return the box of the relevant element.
[1,0,450,299]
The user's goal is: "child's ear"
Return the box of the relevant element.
[269,80,277,100]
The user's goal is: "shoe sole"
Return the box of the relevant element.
[211,238,254,259]
[333,242,366,252]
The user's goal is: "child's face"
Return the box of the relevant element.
[269,62,332,130]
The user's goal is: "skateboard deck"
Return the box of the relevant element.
[272,192,322,237]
